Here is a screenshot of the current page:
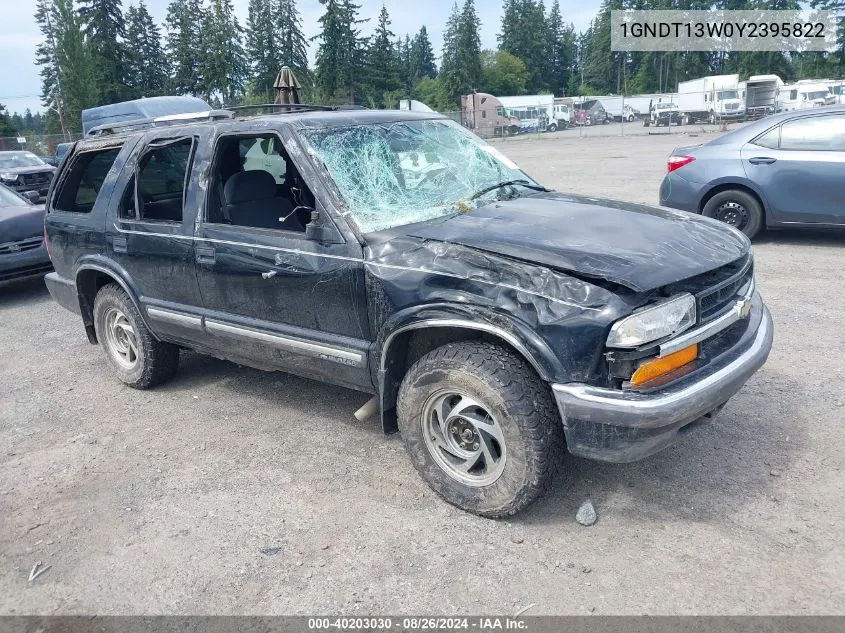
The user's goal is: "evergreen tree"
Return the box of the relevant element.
[366,5,401,107]
[246,0,279,98]
[248,0,310,99]
[440,0,482,107]
[276,0,310,84]
[410,26,437,81]
[313,0,369,104]
[34,0,98,134]
[398,35,412,96]
[125,1,168,99]
[498,0,548,92]
[0,105,15,137]
[165,0,204,96]
[199,0,248,104]
[79,0,127,104]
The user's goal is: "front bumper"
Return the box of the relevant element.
[552,298,773,463]
[0,241,51,284]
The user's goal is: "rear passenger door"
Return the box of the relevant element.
[742,113,845,225]
[106,133,207,345]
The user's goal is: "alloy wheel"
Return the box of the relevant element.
[421,390,507,487]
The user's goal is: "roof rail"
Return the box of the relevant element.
[226,103,337,114]
[88,109,234,136]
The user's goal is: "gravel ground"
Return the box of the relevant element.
[2,132,844,615]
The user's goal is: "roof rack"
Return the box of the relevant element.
[86,102,369,137]
[227,103,337,114]
[88,109,234,136]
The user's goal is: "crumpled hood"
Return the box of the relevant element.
[407,192,749,292]
[0,205,45,244]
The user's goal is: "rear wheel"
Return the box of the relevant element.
[397,341,562,518]
[702,189,763,239]
[93,283,180,388]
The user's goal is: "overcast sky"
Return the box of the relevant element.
[0,0,599,116]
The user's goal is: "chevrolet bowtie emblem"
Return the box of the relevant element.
[738,297,752,319]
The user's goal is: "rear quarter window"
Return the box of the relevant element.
[53,147,122,213]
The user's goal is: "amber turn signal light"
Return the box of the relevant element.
[630,344,698,387]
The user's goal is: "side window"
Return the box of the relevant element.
[780,115,845,151]
[790,90,797,100]
[53,147,122,213]
[120,137,194,222]
[241,137,287,184]
[752,126,780,150]
[205,133,312,232]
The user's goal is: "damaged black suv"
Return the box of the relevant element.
[44,108,773,517]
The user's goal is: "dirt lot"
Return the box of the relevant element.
[2,132,844,615]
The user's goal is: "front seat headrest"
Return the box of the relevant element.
[224,170,276,205]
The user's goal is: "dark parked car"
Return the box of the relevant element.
[660,105,845,238]
[44,109,772,517]
[0,183,51,284]
[0,151,56,202]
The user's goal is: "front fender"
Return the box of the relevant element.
[374,303,566,433]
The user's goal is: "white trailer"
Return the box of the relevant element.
[677,74,744,124]
[829,79,845,104]
[743,75,783,118]
[777,80,834,111]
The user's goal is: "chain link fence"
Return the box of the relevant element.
[0,133,82,157]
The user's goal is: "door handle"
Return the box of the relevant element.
[195,245,216,264]
[261,270,277,279]
[749,157,777,165]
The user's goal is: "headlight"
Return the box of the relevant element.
[606,294,696,348]
[0,173,18,182]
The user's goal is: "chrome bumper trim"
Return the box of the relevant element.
[552,304,772,430]
[659,280,755,357]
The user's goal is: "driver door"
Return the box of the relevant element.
[193,128,373,391]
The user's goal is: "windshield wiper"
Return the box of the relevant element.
[469,179,549,201]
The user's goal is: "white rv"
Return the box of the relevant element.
[677,74,745,124]
[497,94,558,132]
[777,80,833,111]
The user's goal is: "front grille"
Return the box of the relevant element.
[725,103,739,110]
[663,254,753,323]
[20,172,52,186]
[0,237,44,255]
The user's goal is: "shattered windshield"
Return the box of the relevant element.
[302,119,534,233]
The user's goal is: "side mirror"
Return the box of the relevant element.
[24,190,40,204]
[304,209,342,244]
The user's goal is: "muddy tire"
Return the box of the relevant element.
[93,283,179,389]
[702,189,764,239]
[397,341,563,518]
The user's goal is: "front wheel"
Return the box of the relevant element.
[93,283,180,388]
[547,123,557,133]
[397,341,562,518]
[702,189,764,239]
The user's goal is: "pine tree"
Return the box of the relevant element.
[246,0,310,100]
[366,5,401,107]
[313,0,368,104]
[276,0,309,83]
[79,0,127,104]
[440,0,482,107]
[498,0,548,93]
[199,0,248,104]
[410,26,437,81]
[125,1,168,99]
[246,0,278,99]
[35,0,98,134]
[165,0,203,96]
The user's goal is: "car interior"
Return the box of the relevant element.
[206,135,313,232]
